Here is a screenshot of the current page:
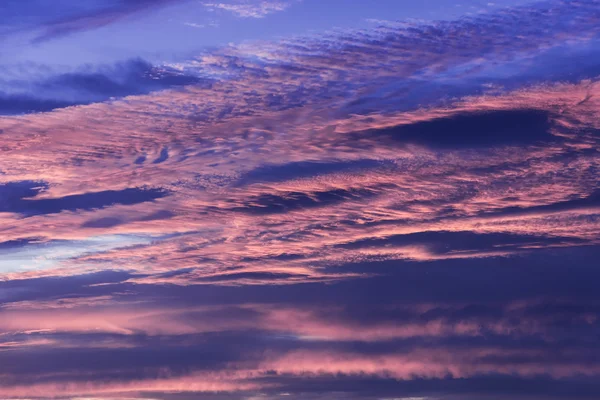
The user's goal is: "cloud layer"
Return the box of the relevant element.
[1,0,600,399]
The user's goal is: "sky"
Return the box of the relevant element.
[1,0,600,399]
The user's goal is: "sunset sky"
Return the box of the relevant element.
[1,1,600,399]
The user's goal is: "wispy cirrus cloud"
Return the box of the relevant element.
[203,0,296,18]
[0,0,185,43]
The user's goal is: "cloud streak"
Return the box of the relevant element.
[203,1,295,18]
[1,0,185,43]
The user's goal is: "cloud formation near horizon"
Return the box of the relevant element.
[1,1,600,399]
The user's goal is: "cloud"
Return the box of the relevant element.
[203,1,295,18]
[334,231,587,256]
[2,280,600,397]
[0,181,169,216]
[352,109,557,149]
[1,1,600,399]
[0,59,205,115]
[230,187,383,215]
[236,159,385,186]
[478,188,600,218]
[1,0,185,43]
